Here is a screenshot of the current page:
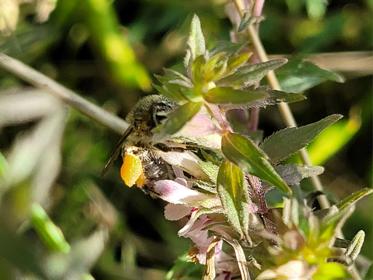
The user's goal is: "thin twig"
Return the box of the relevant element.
[232,0,330,208]
[0,53,128,134]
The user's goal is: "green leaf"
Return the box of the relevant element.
[187,15,206,62]
[336,188,373,212]
[275,164,324,186]
[321,189,372,240]
[220,89,306,109]
[222,132,292,194]
[308,114,361,164]
[226,52,251,74]
[345,230,365,261]
[199,160,219,183]
[277,58,344,92]
[153,102,203,140]
[204,87,268,104]
[260,114,342,164]
[217,160,249,236]
[153,84,187,102]
[217,59,287,87]
[31,203,71,253]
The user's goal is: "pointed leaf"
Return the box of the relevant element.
[153,102,203,140]
[275,164,324,186]
[187,15,206,61]
[224,239,250,280]
[153,83,187,102]
[204,87,268,104]
[217,160,250,236]
[337,188,373,212]
[226,52,252,74]
[308,114,361,164]
[345,230,365,261]
[222,132,292,194]
[260,114,343,163]
[219,89,306,109]
[217,59,287,87]
[277,58,344,92]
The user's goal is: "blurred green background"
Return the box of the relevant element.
[0,0,372,279]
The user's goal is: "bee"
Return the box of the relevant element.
[102,95,179,190]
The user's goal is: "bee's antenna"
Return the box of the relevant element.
[101,125,134,176]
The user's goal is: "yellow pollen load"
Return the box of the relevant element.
[120,153,146,187]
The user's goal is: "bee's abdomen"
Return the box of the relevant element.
[142,153,174,182]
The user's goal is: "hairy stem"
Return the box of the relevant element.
[0,53,128,135]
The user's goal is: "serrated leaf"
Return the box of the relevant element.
[225,52,252,76]
[204,87,268,104]
[187,15,206,62]
[222,132,292,194]
[260,114,342,164]
[275,164,324,186]
[218,89,305,110]
[163,68,192,86]
[199,160,219,183]
[216,59,288,87]
[237,12,253,32]
[153,84,186,102]
[153,102,203,140]
[217,160,249,237]
[277,58,344,92]
[336,188,373,212]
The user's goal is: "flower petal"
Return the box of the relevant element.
[157,150,208,180]
[177,107,219,137]
[164,203,192,221]
[153,179,206,204]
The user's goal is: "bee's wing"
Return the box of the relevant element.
[101,125,134,176]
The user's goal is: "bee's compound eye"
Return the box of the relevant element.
[153,111,168,126]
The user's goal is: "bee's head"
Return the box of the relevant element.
[126,95,175,140]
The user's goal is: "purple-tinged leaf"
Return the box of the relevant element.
[217,160,250,237]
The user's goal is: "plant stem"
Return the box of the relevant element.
[232,2,362,279]
[232,0,330,209]
[0,53,128,135]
